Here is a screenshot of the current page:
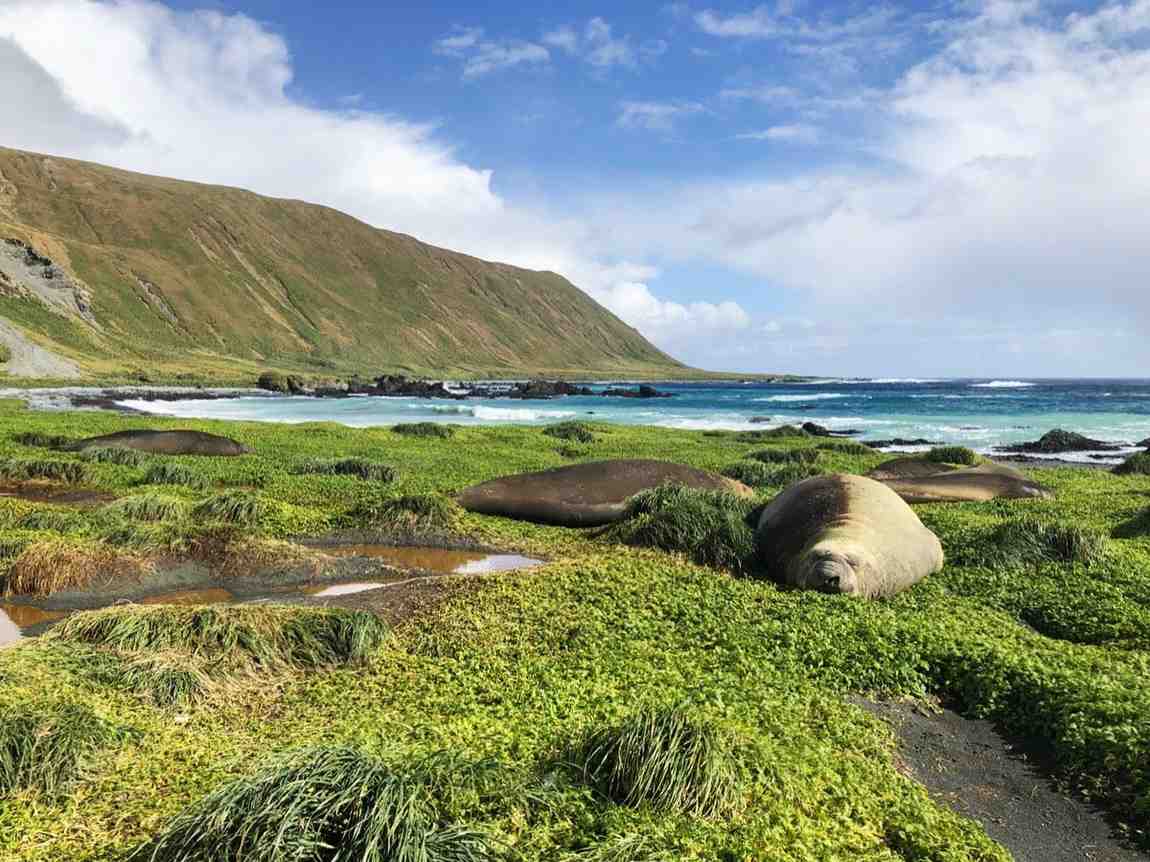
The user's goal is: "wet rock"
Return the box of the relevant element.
[600,384,673,399]
[749,416,772,423]
[865,438,937,449]
[1002,429,1123,454]
[802,422,861,438]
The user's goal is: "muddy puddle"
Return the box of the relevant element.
[0,483,115,507]
[0,546,543,647]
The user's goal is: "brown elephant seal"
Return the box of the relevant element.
[755,474,943,598]
[874,462,1050,503]
[64,429,250,457]
[458,459,753,527]
[866,457,962,481]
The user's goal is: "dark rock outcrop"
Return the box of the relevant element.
[865,438,937,449]
[801,422,861,438]
[1002,429,1123,454]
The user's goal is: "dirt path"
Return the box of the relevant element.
[859,699,1147,862]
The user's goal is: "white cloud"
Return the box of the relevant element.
[433,27,549,78]
[618,100,705,130]
[0,0,748,363]
[544,17,652,70]
[735,123,820,142]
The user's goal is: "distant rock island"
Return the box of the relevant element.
[256,373,674,401]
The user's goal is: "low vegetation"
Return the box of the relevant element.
[925,446,980,465]
[80,446,147,466]
[104,493,190,523]
[2,539,148,596]
[745,447,821,465]
[393,422,455,439]
[953,516,1109,568]
[10,431,72,449]
[293,457,397,483]
[817,440,872,455]
[190,491,270,527]
[0,458,86,484]
[736,425,809,442]
[345,492,460,535]
[0,702,120,797]
[1113,451,1150,476]
[141,462,209,490]
[562,706,744,819]
[543,421,596,444]
[108,653,214,708]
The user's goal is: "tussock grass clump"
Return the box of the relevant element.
[347,493,460,535]
[293,457,397,483]
[555,444,591,459]
[16,507,86,532]
[393,422,455,439]
[80,446,147,466]
[0,702,120,797]
[0,458,87,484]
[3,540,148,596]
[136,746,498,862]
[1113,451,1150,476]
[925,446,979,465]
[141,462,209,490]
[52,604,388,669]
[544,421,596,444]
[736,425,809,443]
[563,706,743,819]
[605,485,756,574]
[721,461,776,488]
[191,491,269,527]
[10,431,72,449]
[111,653,214,707]
[817,440,872,455]
[745,447,820,465]
[105,493,190,523]
[765,462,825,487]
[960,517,1108,568]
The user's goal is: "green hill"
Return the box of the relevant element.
[0,147,686,381]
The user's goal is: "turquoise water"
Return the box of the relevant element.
[117,378,1150,463]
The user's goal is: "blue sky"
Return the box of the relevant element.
[2,0,1149,376]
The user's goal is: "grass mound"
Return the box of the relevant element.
[105,493,190,523]
[346,493,460,535]
[191,491,269,527]
[0,458,87,484]
[294,457,397,483]
[109,653,214,707]
[562,706,743,819]
[736,425,809,442]
[720,461,776,488]
[141,463,209,490]
[817,440,872,455]
[959,517,1108,568]
[555,444,591,459]
[16,507,87,532]
[745,447,820,465]
[80,446,147,466]
[543,422,596,444]
[604,485,756,574]
[52,604,388,669]
[925,446,979,465]
[10,432,72,449]
[1113,451,1150,476]
[135,746,498,862]
[393,422,455,439]
[2,540,148,596]
[0,702,120,797]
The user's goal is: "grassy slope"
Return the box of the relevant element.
[0,402,1147,859]
[0,147,687,380]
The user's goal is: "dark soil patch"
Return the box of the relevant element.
[0,483,116,506]
[858,698,1147,862]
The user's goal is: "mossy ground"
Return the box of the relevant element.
[0,399,1148,860]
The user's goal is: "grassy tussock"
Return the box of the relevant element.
[0,702,120,797]
[80,446,147,466]
[191,491,269,526]
[3,540,149,596]
[293,457,397,483]
[16,507,87,532]
[110,653,215,707]
[105,493,190,523]
[347,493,460,535]
[0,458,87,484]
[563,706,743,819]
[141,463,209,490]
[543,421,596,444]
[736,425,809,442]
[134,746,498,862]
[960,517,1108,568]
[10,431,72,449]
[393,422,455,439]
[817,440,872,455]
[52,604,388,669]
[1113,451,1150,476]
[555,444,592,459]
[745,447,820,465]
[720,461,776,488]
[604,485,756,574]
[925,446,979,465]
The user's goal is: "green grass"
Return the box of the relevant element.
[2,539,147,596]
[109,653,214,708]
[10,431,72,449]
[925,446,980,465]
[0,458,86,483]
[602,485,757,574]
[0,702,120,797]
[393,422,455,439]
[345,493,461,535]
[293,457,397,483]
[953,516,1109,568]
[543,422,596,444]
[80,446,148,466]
[720,461,777,487]
[1114,451,1150,476]
[817,440,872,455]
[104,493,190,523]
[141,462,209,490]
[191,491,270,526]
[561,706,744,819]
[735,425,809,442]
[51,605,389,669]
[134,746,498,862]
[745,447,821,465]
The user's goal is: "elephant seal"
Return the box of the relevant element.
[64,430,250,457]
[872,461,1050,503]
[458,459,754,527]
[755,474,943,598]
[866,457,962,481]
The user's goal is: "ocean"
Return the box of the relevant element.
[106,378,1150,464]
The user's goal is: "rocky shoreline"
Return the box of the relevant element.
[256,373,675,401]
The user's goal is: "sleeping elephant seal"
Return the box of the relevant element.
[458,459,754,527]
[65,429,250,457]
[755,474,943,599]
[872,462,1051,503]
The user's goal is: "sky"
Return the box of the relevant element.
[0,0,1148,376]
